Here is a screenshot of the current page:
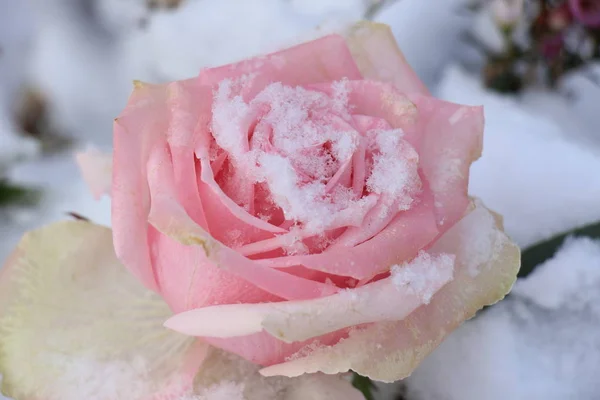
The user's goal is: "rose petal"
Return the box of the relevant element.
[0,221,205,400]
[164,80,211,230]
[112,81,173,292]
[329,195,399,249]
[345,21,430,95]
[257,200,439,280]
[198,158,287,241]
[345,82,483,231]
[75,148,113,199]
[200,34,363,100]
[165,251,454,342]
[259,200,520,382]
[284,373,365,400]
[410,95,484,229]
[146,144,337,301]
[204,330,345,367]
[192,348,364,400]
[345,81,420,148]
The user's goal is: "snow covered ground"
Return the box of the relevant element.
[1,0,600,399]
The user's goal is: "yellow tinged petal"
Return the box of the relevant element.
[260,200,520,382]
[0,221,205,400]
[345,21,430,95]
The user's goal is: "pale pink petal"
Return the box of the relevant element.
[259,200,520,382]
[258,200,439,280]
[75,148,113,199]
[0,221,206,400]
[164,80,210,230]
[345,21,429,95]
[236,193,379,257]
[165,251,454,342]
[197,158,287,244]
[146,144,337,301]
[200,34,363,100]
[346,82,482,231]
[345,80,420,148]
[112,81,173,292]
[149,226,281,313]
[204,330,345,367]
[409,94,484,230]
[329,195,398,249]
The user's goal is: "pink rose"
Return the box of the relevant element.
[111,22,519,381]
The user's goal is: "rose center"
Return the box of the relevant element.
[211,78,421,237]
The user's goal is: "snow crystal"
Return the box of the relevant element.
[211,80,369,232]
[211,77,251,160]
[251,82,355,158]
[330,78,351,115]
[39,354,152,400]
[391,251,455,304]
[366,129,420,209]
[196,382,245,400]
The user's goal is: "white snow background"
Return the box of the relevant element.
[1,0,600,399]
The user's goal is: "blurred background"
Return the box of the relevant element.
[1,0,600,399]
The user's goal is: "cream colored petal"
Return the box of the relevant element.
[260,200,520,382]
[0,221,205,400]
[190,348,363,400]
[345,21,430,95]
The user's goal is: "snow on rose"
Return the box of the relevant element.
[0,21,520,399]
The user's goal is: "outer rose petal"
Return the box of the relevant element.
[345,21,429,95]
[75,148,113,199]
[112,81,172,292]
[165,251,454,342]
[410,95,484,229]
[192,348,364,400]
[0,221,205,400]
[259,200,520,382]
[200,34,363,99]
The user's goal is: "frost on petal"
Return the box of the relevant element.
[345,21,429,95]
[0,221,205,400]
[165,252,453,342]
[191,348,363,400]
[410,95,484,230]
[76,148,113,199]
[200,34,363,101]
[259,201,520,382]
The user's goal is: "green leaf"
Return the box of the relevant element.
[519,220,600,278]
[0,180,40,207]
[352,372,377,400]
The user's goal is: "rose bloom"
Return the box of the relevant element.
[108,22,520,381]
[0,21,519,400]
